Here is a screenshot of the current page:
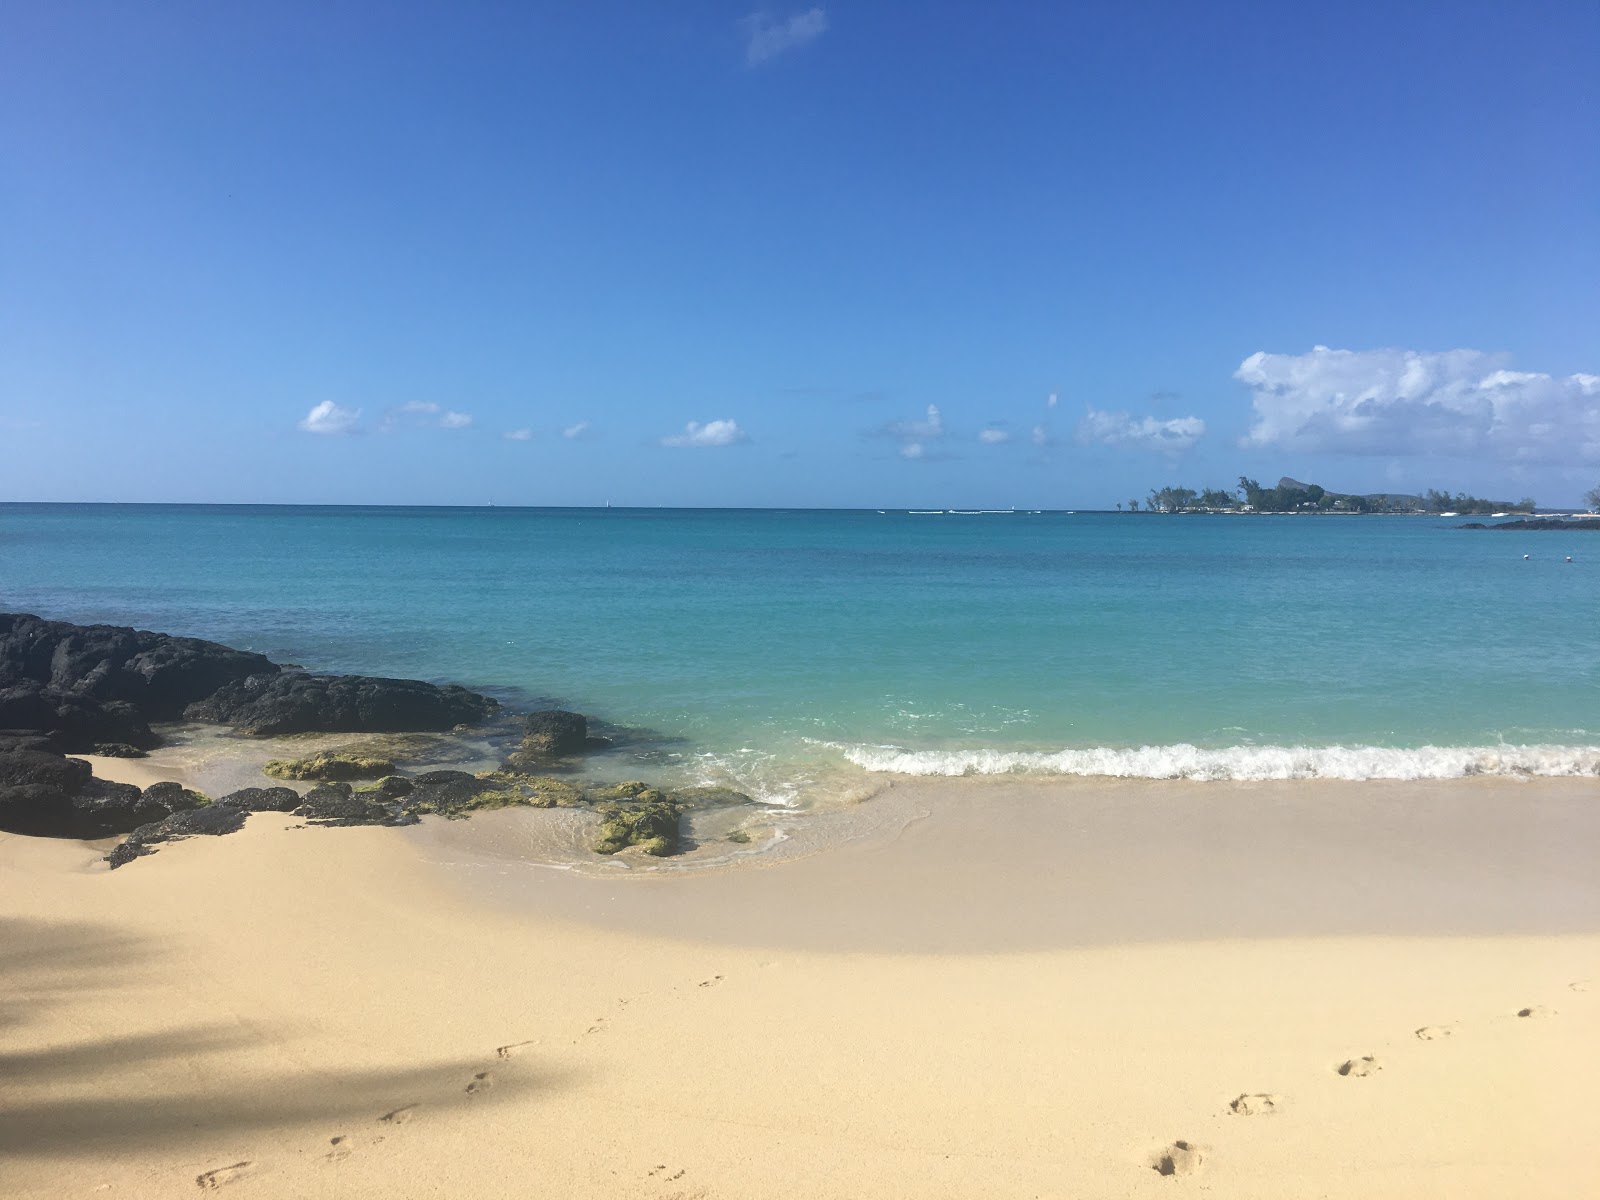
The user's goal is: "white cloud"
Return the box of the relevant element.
[562,421,590,440]
[885,404,944,441]
[299,401,360,435]
[1076,407,1205,452]
[502,428,533,441]
[662,418,749,448]
[978,427,1011,444]
[382,401,473,431]
[742,7,828,65]
[1030,424,1053,447]
[1236,346,1600,464]
[1046,392,1058,408]
[900,442,925,460]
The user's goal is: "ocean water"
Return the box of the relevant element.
[3,504,1597,801]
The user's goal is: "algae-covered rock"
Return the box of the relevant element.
[365,774,414,799]
[592,794,683,857]
[585,780,657,805]
[472,771,585,808]
[672,785,754,809]
[263,750,397,781]
[725,829,752,844]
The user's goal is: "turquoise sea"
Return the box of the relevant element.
[3,504,1597,800]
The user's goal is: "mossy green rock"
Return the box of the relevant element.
[263,751,397,781]
[673,785,754,809]
[592,794,683,856]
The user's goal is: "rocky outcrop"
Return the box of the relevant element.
[0,612,278,723]
[184,672,497,736]
[217,786,303,812]
[0,744,210,838]
[296,781,418,827]
[105,805,249,869]
[519,710,589,756]
[1459,518,1600,530]
[592,785,683,857]
[0,682,154,753]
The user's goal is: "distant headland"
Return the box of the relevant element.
[1127,476,1538,516]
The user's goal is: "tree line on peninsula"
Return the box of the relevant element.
[1120,476,1538,515]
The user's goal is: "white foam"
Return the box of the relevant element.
[836,741,1600,782]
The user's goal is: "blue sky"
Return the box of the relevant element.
[2,1,1597,507]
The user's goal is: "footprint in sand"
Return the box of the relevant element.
[196,1162,254,1189]
[465,1070,495,1095]
[1228,1093,1281,1116]
[325,1136,353,1161]
[697,975,724,989]
[1415,1025,1452,1041]
[1337,1056,1382,1077]
[585,1017,608,1036]
[1570,981,1590,993]
[1516,1005,1551,1019]
[378,1104,419,1125]
[1151,1140,1204,1178]
[497,1040,538,1059]
[647,1164,688,1183]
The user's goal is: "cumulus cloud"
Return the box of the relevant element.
[1076,407,1206,452]
[662,418,749,448]
[299,401,360,435]
[742,7,828,65]
[440,410,472,429]
[502,428,533,441]
[1046,392,1058,409]
[978,427,1011,445]
[562,421,590,440]
[1236,346,1600,464]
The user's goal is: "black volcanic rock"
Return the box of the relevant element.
[217,786,304,812]
[1459,518,1600,531]
[519,710,589,757]
[0,612,278,721]
[0,682,154,753]
[296,780,417,827]
[184,672,497,736]
[106,804,249,869]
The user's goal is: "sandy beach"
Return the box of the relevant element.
[3,767,1597,1199]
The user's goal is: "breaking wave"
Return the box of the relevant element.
[837,741,1600,782]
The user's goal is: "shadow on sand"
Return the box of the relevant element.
[0,917,572,1163]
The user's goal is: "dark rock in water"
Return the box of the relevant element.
[106,804,249,869]
[0,682,155,753]
[518,710,589,758]
[592,791,684,857]
[672,785,754,809]
[184,672,497,736]
[0,612,277,722]
[217,786,303,812]
[93,742,148,758]
[398,770,492,817]
[262,750,397,781]
[1459,518,1600,531]
[297,780,416,827]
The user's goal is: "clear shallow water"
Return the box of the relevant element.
[3,504,1597,800]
